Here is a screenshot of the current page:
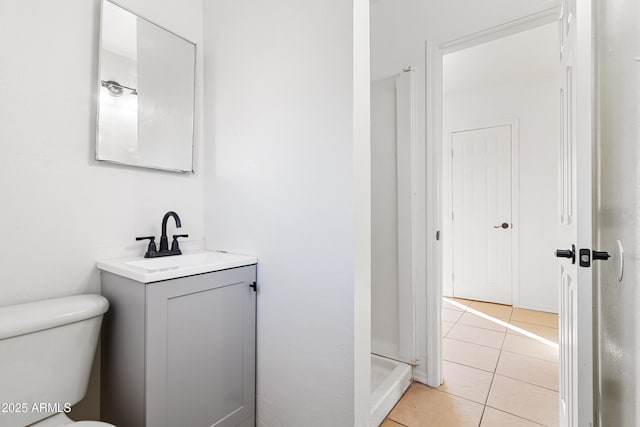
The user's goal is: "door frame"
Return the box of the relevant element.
[444,120,520,307]
[423,5,561,387]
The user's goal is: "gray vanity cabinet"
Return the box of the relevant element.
[100,265,256,427]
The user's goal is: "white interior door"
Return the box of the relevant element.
[370,70,415,364]
[451,125,512,305]
[556,0,593,425]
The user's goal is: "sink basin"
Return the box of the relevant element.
[97,251,257,283]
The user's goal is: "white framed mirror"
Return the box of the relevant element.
[96,0,196,173]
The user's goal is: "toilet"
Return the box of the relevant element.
[0,294,115,427]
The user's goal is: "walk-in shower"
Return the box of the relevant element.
[370,69,416,425]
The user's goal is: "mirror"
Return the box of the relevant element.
[96,0,196,173]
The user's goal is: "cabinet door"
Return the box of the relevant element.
[146,267,256,427]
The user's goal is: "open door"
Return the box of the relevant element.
[555,1,594,425]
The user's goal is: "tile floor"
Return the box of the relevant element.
[382,298,559,427]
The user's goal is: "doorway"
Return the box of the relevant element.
[440,22,560,313]
[422,2,596,425]
[424,20,562,424]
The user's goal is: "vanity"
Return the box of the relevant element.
[97,251,257,427]
[94,2,256,424]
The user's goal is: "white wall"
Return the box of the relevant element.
[596,0,640,424]
[442,24,560,312]
[202,1,369,426]
[0,0,204,418]
[371,0,561,383]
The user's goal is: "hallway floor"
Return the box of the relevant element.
[382,298,559,427]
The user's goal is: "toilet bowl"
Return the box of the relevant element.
[69,423,115,427]
[0,295,115,427]
[70,423,116,427]
[27,413,115,427]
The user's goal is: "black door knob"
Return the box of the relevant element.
[494,222,509,229]
[593,251,611,261]
[555,244,576,264]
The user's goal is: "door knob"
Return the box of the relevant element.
[555,244,576,264]
[577,249,611,267]
[593,251,611,261]
[494,222,509,229]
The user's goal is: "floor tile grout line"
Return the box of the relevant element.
[441,358,500,390]
[499,348,559,365]
[509,318,559,331]
[500,347,558,364]
[451,320,510,333]
[424,382,491,408]
[442,355,498,374]
[444,305,466,337]
[478,342,502,427]
[464,304,558,337]
[384,381,413,426]
[385,416,410,427]
[481,317,509,421]
[504,330,559,345]
[449,319,510,335]
[509,318,559,329]
[454,319,508,333]
[492,372,560,393]
[484,404,548,426]
[509,317,559,328]
[444,336,505,352]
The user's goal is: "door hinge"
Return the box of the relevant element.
[249,282,257,292]
[451,149,454,158]
[452,212,454,220]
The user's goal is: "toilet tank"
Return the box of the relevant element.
[0,294,109,427]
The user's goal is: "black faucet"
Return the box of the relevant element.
[136,211,189,258]
[160,211,181,252]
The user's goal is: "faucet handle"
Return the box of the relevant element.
[136,236,158,258]
[171,234,189,254]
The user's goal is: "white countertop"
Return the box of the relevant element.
[97,250,257,283]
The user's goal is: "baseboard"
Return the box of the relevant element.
[412,370,428,385]
[515,302,558,314]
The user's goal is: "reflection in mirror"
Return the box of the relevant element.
[97,0,196,173]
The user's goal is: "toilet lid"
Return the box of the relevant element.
[68,422,116,427]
